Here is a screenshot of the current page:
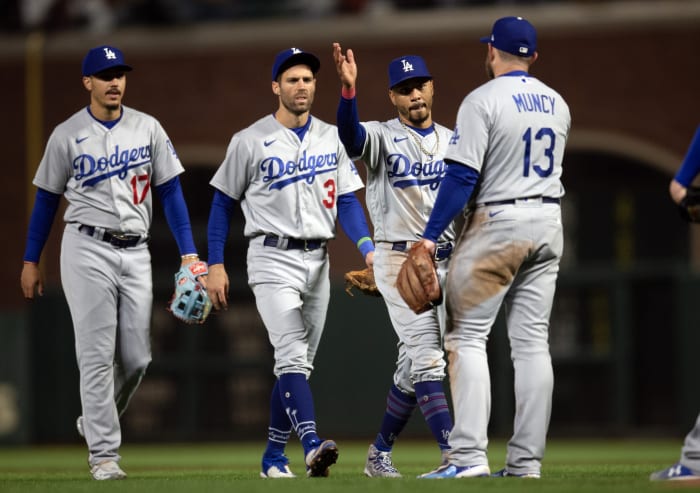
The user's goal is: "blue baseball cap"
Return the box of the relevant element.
[271,47,320,81]
[480,16,537,57]
[388,55,432,89]
[82,45,132,76]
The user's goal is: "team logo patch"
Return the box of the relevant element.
[401,59,414,73]
[73,144,152,187]
[386,153,445,190]
[260,150,339,191]
[103,47,117,60]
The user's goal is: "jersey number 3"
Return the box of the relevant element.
[522,127,555,178]
[322,178,336,208]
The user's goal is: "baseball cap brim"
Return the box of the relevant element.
[273,52,320,81]
[91,65,132,76]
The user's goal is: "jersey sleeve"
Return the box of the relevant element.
[444,94,490,173]
[335,140,364,196]
[149,119,185,186]
[32,128,71,194]
[358,121,386,171]
[210,132,252,201]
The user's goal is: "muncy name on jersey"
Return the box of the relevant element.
[387,153,445,190]
[73,144,151,187]
[261,150,338,191]
[512,92,557,114]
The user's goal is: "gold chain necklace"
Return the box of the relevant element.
[400,121,439,158]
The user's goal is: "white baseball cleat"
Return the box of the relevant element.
[364,444,401,478]
[90,460,127,480]
[491,468,540,478]
[418,463,490,479]
[650,463,700,481]
[260,455,296,478]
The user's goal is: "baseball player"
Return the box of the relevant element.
[332,44,455,477]
[20,45,201,480]
[205,47,375,479]
[650,125,700,482]
[415,17,571,479]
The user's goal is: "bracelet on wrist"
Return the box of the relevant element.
[341,86,356,99]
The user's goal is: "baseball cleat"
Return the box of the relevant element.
[491,468,540,478]
[650,463,700,481]
[305,439,339,477]
[260,454,296,479]
[364,444,401,478]
[418,463,490,479]
[76,416,84,438]
[90,460,126,480]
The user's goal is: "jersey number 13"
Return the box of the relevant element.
[522,127,555,178]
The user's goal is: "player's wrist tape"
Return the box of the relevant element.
[356,236,372,249]
[181,253,199,260]
[341,87,356,99]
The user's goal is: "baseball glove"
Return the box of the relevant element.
[396,242,442,314]
[344,266,381,297]
[678,186,700,222]
[169,260,212,324]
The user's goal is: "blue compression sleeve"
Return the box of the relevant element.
[154,176,197,256]
[207,189,236,265]
[337,93,367,158]
[422,161,480,242]
[674,125,700,186]
[23,188,61,263]
[337,192,375,257]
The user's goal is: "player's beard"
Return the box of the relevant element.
[281,90,314,116]
[485,58,495,80]
[404,103,430,127]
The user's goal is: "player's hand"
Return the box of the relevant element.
[418,239,436,256]
[365,250,374,268]
[181,255,207,288]
[21,262,44,300]
[206,263,229,311]
[670,179,687,205]
[332,42,357,90]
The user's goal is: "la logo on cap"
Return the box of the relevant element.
[401,59,414,73]
[103,47,117,60]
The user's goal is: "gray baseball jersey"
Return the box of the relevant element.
[443,72,570,476]
[34,105,184,234]
[33,104,183,466]
[446,74,569,202]
[210,114,363,377]
[356,118,455,389]
[357,118,456,244]
[211,114,363,241]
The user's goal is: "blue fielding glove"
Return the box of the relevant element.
[169,261,212,324]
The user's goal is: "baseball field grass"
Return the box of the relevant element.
[0,438,697,492]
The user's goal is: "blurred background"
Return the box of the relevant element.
[1,0,700,447]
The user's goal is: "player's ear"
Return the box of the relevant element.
[82,76,92,91]
[271,81,280,96]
